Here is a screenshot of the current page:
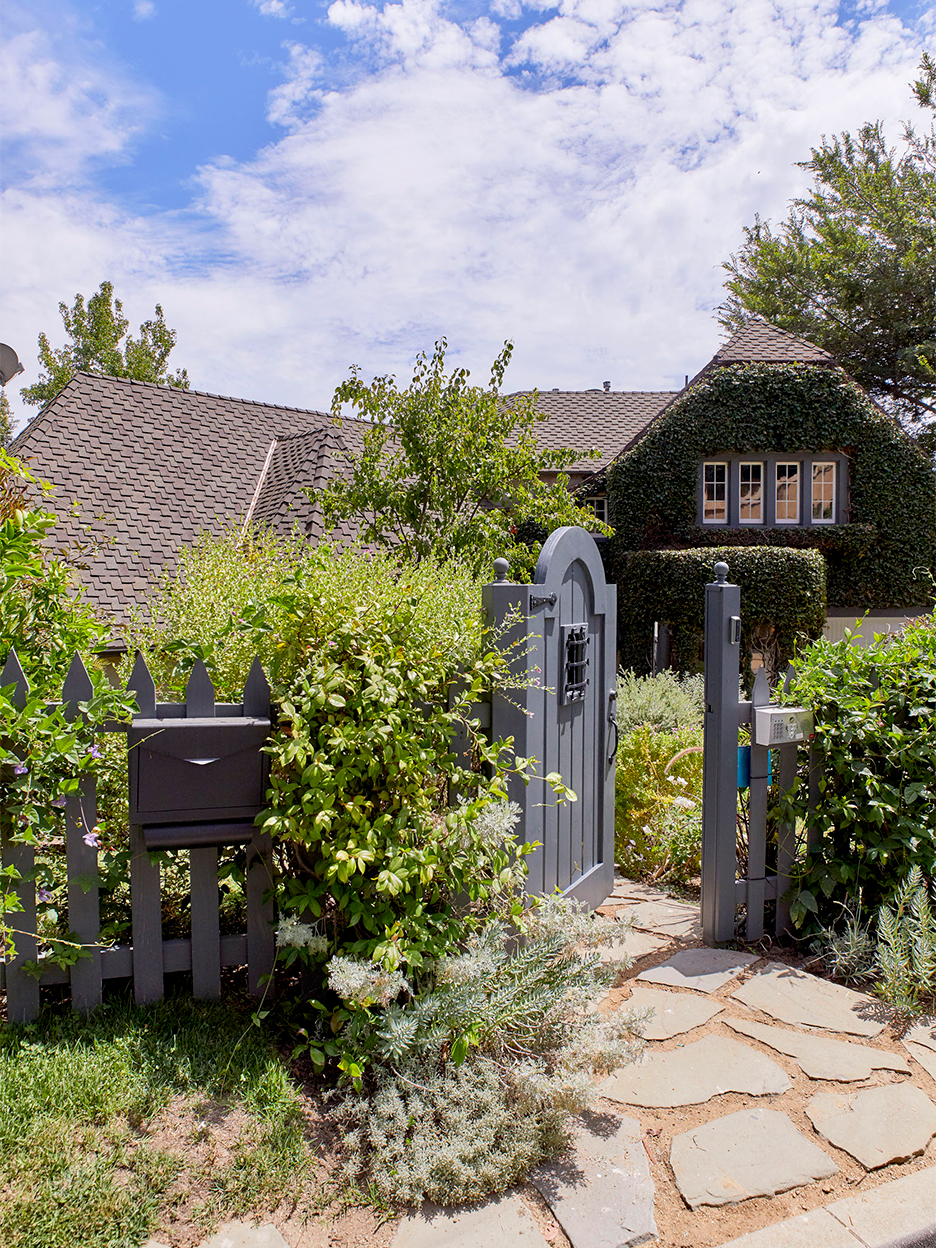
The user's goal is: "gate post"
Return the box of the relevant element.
[702,562,741,945]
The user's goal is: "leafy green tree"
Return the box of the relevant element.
[0,389,11,448]
[21,280,190,409]
[316,339,607,579]
[719,56,936,449]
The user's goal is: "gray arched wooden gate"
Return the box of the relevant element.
[483,527,617,907]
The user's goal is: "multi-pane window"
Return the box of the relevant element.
[586,495,607,524]
[775,463,800,523]
[703,462,728,523]
[811,462,836,523]
[739,462,764,523]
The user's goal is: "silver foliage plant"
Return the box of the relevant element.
[329,802,646,1204]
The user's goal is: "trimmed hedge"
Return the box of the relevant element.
[608,363,936,613]
[616,546,827,676]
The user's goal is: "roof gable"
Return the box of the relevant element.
[707,317,834,369]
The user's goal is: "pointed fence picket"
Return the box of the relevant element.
[1,651,276,1022]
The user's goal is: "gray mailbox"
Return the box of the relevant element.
[126,655,272,850]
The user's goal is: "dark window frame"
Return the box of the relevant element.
[696,452,850,528]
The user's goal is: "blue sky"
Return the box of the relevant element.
[1,0,933,431]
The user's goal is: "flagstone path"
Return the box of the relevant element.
[166,878,936,1248]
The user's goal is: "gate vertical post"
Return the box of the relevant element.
[702,562,741,945]
[482,559,538,890]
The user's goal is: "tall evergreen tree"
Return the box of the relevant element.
[720,55,935,452]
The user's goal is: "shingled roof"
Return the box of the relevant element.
[508,390,678,473]
[694,316,835,378]
[9,373,364,624]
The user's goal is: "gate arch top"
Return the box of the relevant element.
[533,526,611,614]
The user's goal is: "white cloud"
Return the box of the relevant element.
[1,0,932,441]
[253,0,293,16]
[133,1,156,19]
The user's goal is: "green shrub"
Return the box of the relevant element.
[123,529,487,699]
[615,726,703,882]
[329,895,644,1205]
[784,613,936,927]
[616,670,704,735]
[607,362,936,611]
[615,545,827,679]
[0,452,134,963]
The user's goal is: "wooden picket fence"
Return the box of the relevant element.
[1,650,275,1023]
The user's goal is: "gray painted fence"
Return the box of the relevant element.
[0,650,276,1023]
[701,562,815,945]
[2,526,618,1021]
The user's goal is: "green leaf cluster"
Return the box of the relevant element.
[0,451,135,960]
[614,724,703,883]
[258,577,536,975]
[614,544,827,679]
[314,338,608,580]
[20,280,189,410]
[782,613,936,927]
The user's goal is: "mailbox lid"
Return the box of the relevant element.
[129,717,271,823]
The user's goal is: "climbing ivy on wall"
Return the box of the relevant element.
[607,363,936,615]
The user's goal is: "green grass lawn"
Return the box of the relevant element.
[0,991,322,1248]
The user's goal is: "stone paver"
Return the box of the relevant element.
[719,1166,936,1246]
[201,1224,289,1248]
[718,1209,861,1247]
[724,1016,911,1081]
[602,1034,789,1108]
[731,962,886,1037]
[627,899,702,939]
[670,1107,838,1209]
[824,1165,936,1246]
[806,1084,936,1170]
[392,1195,550,1248]
[608,879,671,903]
[599,928,669,964]
[636,947,758,995]
[903,1019,936,1083]
[530,1114,656,1248]
[622,984,723,1040]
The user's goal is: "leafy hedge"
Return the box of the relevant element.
[615,546,827,677]
[607,363,936,612]
[782,613,936,926]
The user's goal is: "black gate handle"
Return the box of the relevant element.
[607,690,619,763]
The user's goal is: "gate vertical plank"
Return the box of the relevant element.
[2,840,40,1022]
[806,742,823,855]
[190,847,221,1000]
[66,777,102,1011]
[1,650,39,1022]
[775,746,799,938]
[130,823,164,1003]
[62,654,102,1012]
[246,830,275,999]
[540,613,559,897]
[746,668,771,942]
[701,563,742,945]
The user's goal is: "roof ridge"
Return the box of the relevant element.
[69,370,332,419]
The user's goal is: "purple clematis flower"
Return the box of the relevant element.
[83,829,101,849]
[12,763,27,776]
[86,745,102,760]
[37,886,52,903]
[51,795,66,808]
